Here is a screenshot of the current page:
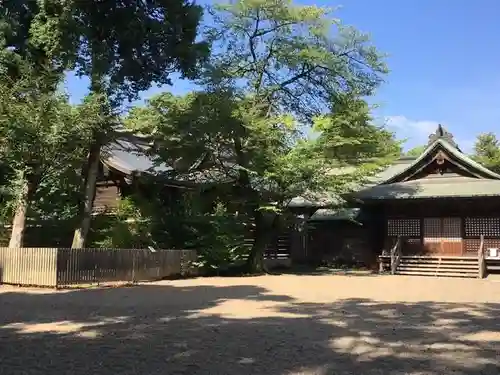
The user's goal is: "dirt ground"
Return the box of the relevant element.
[1,274,499,375]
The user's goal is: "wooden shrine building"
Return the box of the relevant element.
[292,125,500,276]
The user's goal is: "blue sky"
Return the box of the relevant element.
[65,0,500,153]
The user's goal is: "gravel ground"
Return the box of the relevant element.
[1,274,499,375]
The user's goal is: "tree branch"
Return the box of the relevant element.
[249,9,261,92]
[276,64,316,91]
[254,21,297,38]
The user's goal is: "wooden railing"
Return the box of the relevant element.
[478,234,486,279]
[390,236,402,275]
[0,248,197,288]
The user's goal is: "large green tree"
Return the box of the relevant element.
[61,1,208,248]
[405,145,426,157]
[0,66,93,247]
[472,132,500,173]
[202,0,386,116]
[128,0,397,272]
[1,0,208,248]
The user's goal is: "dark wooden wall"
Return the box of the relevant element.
[94,182,121,212]
[306,197,500,265]
[374,197,500,256]
[308,221,376,267]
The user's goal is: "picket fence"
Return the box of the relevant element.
[0,247,197,288]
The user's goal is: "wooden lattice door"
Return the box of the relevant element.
[423,217,463,255]
[386,218,421,255]
[464,217,500,256]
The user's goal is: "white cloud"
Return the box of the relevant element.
[385,115,439,143]
[457,139,475,155]
[384,115,475,154]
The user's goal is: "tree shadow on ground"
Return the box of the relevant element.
[270,265,377,276]
[0,281,499,375]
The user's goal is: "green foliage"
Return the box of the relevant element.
[133,89,398,205]
[471,132,500,173]
[1,0,208,100]
[127,0,397,272]
[95,198,155,249]
[94,194,249,271]
[204,0,387,120]
[0,0,73,89]
[188,202,249,272]
[60,0,207,100]
[0,65,93,220]
[405,145,426,157]
[312,93,401,184]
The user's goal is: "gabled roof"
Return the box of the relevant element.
[287,157,417,208]
[100,131,240,187]
[102,135,171,176]
[380,138,500,184]
[354,175,500,200]
[353,125,500,201]
[291,125,500,213]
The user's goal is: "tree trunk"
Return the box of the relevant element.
[8,177,36,248]
[246,211,279,274]
[71,142,101,248]
[232,135,278,273]
[246,210,267,273]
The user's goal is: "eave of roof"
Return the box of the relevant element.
[288,157,413,209]
[354,175,500,200]
[382,138,500,184]
[309,208,363,223]
[101,136,171,176]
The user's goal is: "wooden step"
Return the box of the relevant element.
[398,264,478,270]
[396,271,478,277]
[401,255,477,260]
[399,262,479,268]
[379,256,477,260]
[380,255,481,278]
[400,258,477,262]
[397,266,477,272]
[399,260,478,265]
[396,270,478,278]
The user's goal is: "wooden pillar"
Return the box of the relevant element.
[290,212,311,263]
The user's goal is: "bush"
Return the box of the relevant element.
[95,196,252,273]
[187,202,250,272]
[95,198,155,248]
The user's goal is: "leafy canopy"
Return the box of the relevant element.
[127,0,398,209]
[1,0,208,102]
[203,0,387,120]
[0,64,111,217]
[405,145,426,157]
[472,132,500,173]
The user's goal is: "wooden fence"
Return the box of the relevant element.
[0,247,197,288]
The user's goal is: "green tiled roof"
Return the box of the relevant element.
[290,125,500,219]
[382,138,500,184]
[353,137,500,200]
[309,208,362,221]
[438,139,500,179]
[288,157,415,208]
[355,175,500,200]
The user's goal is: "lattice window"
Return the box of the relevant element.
[464,217,500,237]
[442,217,461,240]
[387,218,420,237]
[424,217,462,242]
[423,218,441,242]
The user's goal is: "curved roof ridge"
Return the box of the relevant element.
[379,138,500,184]
[438,139,500,179]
